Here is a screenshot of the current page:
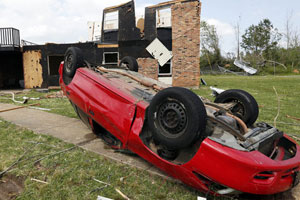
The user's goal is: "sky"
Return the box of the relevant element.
[1,0,300,55]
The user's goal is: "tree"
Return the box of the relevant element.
[200,21,222,66]
[241,19,282,56]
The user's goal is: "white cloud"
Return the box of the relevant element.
[205,18,235,36]
[0,0,129,44]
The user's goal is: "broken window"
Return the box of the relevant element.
[156,7,171,28]
[48,55,64,75]
[103,52,119,64]
[159,59,172,76]
[103,11,119,30]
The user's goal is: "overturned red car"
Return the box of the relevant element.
[59,47,300,196]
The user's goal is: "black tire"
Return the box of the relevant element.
[147,87,207,150]
[119,56,138,72]
[214,89,259,126]
[63,47,84,78]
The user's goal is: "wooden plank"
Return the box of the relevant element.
[23,50,43,89]
[147,0,193,8]
[104,1,131,11]
[97,44,119,48]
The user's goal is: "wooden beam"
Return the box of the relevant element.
[97,44,119,48]
[147,0,194,9]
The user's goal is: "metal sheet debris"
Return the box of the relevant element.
[234,59,257,75]
[146,38,173,66]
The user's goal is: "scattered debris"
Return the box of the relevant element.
[146,38,173,66]
[0,92,28,104]
[44,90,65,99]
[48,86,61,90]
[93,178,130,200]
[200,78,207,86]
[210,86,225,97]
[30,178,48,184]
[36,89,49,93]
[29,106,51,111]
[115,188,130,200]
[97,196,113,200]
[286,115,300,121]
[93,178,110,186]
[234,59,257,75]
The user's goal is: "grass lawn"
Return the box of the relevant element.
[0,90,77,118]
[193,75,300,139]
[0,121,202,200]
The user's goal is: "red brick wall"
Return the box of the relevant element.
[171,1,201,87]
[137,58,159,80]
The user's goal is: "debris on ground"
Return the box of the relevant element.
[30,178,48,184]
[0,103,40,113]
[286,115,300,121]
[97,196,113,200]
[44,90,66,99]
[210,86,225,97]
[29,106,51,111]
[93,178,130,200]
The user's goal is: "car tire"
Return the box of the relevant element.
[63,47,84,78]
[119,56,138,72]
[147,87,207,150]
[214,89,259,126]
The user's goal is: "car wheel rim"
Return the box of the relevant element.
[65,54,74,73]
[157,101,187,136]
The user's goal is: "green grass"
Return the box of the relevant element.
[0,90,77,118]
[194,75,300,138]
[0,120,203,200]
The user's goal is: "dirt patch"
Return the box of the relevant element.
[0,174,24,200]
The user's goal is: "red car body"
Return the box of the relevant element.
[59,63,300,195]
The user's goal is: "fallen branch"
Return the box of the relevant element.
[93,178,110,186]
[273,86,280,128]
[115,188,130,200]
[265,60,287,70]
[31,178,48,184]
[0,103,40,113]
[286,115,300,121]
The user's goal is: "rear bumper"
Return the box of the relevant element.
[186,135,300,195]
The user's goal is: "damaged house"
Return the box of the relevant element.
[0,0,201,89]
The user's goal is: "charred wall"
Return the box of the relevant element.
[0,51,23,89]
[23,42,110,88]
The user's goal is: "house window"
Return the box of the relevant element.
[156,7,171,28]
[159,59,172,76]
[103,52,119,64]
[103,11,119,30]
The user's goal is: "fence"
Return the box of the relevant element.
[0,28,20,48]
